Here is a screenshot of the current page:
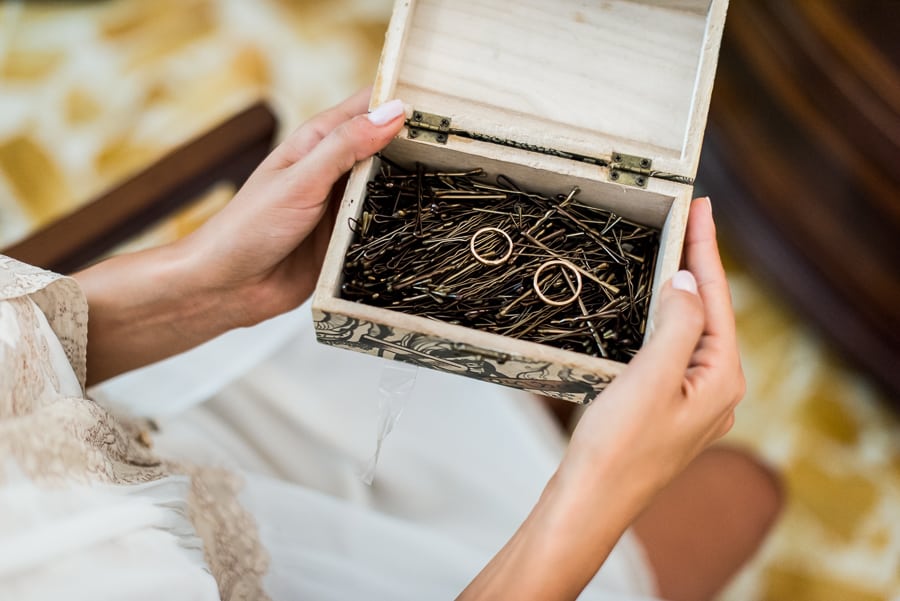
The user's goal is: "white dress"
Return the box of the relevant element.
[0,255,659,600]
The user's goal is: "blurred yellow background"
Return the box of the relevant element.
[0,1,898,599]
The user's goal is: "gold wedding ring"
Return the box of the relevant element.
[533,259,582,306]
[470,227,514,266]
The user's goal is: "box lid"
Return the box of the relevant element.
[372,0,728,182]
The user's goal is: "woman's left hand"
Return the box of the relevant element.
[181,89,406,327]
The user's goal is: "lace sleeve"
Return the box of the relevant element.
[0,256,88,390]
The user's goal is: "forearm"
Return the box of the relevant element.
[73,241,244,386]
[458,461,650,601]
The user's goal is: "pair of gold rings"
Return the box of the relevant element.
[469,227,582,307]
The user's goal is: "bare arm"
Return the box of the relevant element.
[74,244,232,385]
[74,91,406,385]
[459,198,744,600]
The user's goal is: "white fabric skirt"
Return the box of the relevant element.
[94,302,660,600]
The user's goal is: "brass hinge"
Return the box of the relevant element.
[406,110,451,144]
[404,111,693,187]
[608,152,652,189]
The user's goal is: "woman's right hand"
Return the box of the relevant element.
[458,197,745,601]
[561,195,745,510]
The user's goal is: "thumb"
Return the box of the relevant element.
[622,270,705,391]
[287,99,406,200]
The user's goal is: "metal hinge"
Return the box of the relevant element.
[404,111,689,188]
[608,152,652,189]
[407,110,451,144]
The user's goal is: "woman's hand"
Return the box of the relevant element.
[562,196,744,501]
[459,197,745,601]
[181,89,406,327]
[75,90,405,384]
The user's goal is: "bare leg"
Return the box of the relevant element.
[632,446,784,601]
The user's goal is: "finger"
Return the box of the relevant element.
[621,271,705,392]
[263,87,373,170]
[684,197,735,338]
[286,99,405,200]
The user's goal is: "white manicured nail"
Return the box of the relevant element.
[367,99,405,126]
[672,270,698,294]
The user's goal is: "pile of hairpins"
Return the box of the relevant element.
[342,156,660,362]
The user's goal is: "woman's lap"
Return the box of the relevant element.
[148,312,659,598]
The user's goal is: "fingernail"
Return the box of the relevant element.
[672,270,698,294]
[367,99,405,126]
[702,196,712,214]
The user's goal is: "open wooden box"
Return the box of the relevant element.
[313,0,728,403]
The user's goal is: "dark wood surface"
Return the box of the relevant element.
[697,0,900,406]
[2,102,277,274]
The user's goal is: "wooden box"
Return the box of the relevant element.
[312,0,728,403]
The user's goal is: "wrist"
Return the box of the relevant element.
[478,465,645,599]
[174,229,297,330]
[165,235,257,331]
[75,241,242,384]
[554,442,659,531]
[166,244,234,333]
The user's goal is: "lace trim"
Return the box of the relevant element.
[174,463,272,601]
[0,255,271,597]
[0,296,164,485]
[0,256,87,389]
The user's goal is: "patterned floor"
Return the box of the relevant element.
[0,1,898,599]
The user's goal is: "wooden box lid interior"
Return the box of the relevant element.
[376,0,727,180]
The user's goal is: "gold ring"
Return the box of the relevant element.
[470,227,514,266]
[533,259,582,306]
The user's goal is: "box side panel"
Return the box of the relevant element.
[313,156,380,304]
[386,136,676,229]
[644,186,693,341]
[312,308,611,403]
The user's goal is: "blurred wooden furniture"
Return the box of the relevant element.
[2,102,277,274]
[697,0,900,406]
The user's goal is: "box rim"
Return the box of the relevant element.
[312,140,694,377]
